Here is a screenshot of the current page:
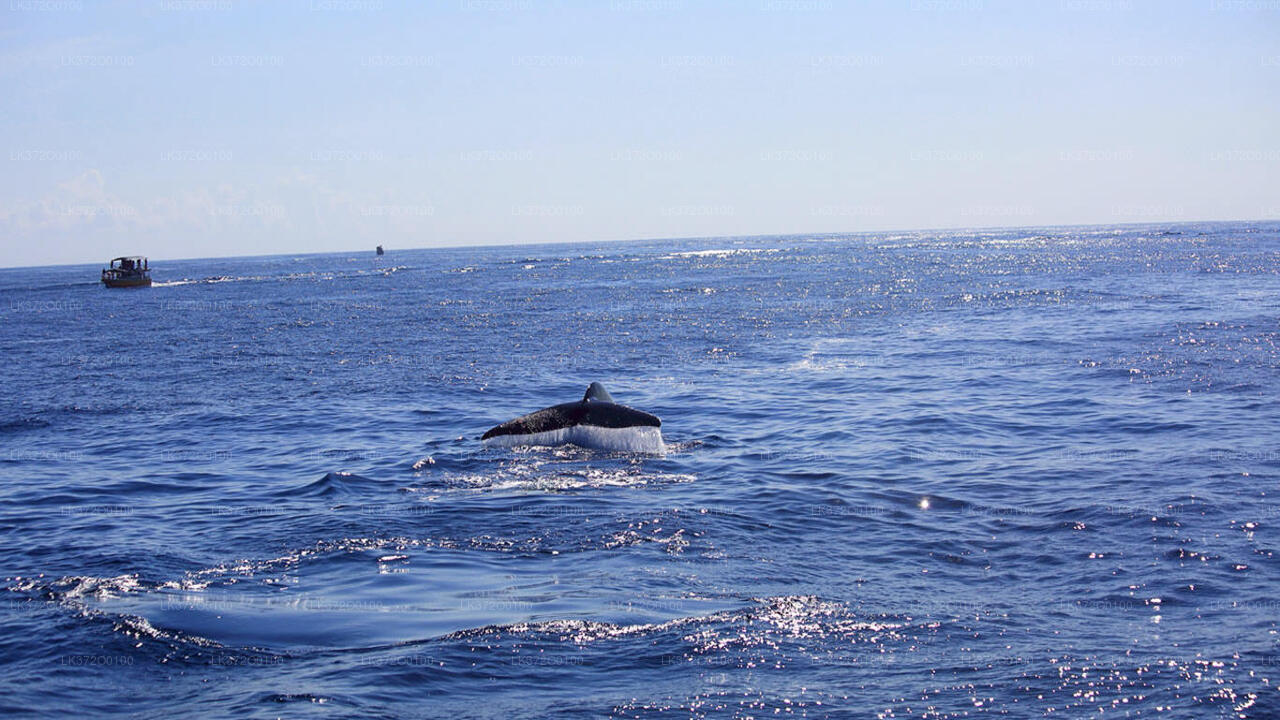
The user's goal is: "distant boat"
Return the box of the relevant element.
[101,256,151,288]
[376,245,385,256]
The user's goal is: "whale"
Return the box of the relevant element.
[481,382,664,453]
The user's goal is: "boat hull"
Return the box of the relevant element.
[102,276,151,288]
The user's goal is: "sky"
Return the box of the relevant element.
[0,0,1277,268]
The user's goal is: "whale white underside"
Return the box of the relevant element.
[483,424,665,454]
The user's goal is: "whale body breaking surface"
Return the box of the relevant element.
[481,382,664,453]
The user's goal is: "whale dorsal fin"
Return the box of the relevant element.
[583,382,614,403]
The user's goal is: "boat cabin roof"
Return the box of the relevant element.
[110,256,147,262]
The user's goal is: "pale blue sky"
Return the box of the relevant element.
[1,0,1277,267]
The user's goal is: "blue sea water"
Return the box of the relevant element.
[2,221,1279,718]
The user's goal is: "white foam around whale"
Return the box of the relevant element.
[483,425,665,454]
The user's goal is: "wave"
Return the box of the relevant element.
[660,248,782,260]
[275,472,388,499]
[0,416,52,433]
[443,595,907,646]
[410,459,694,494]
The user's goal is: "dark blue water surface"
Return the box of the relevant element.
[2,222,1279,718]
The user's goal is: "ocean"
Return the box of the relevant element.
[2,221,1278,718]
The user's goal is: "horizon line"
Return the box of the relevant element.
[3,216,1274,272]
